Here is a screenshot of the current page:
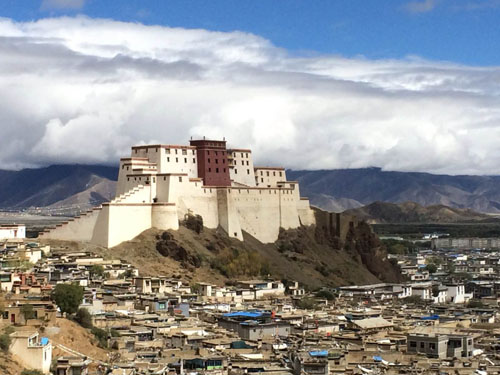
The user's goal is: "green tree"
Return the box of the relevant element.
[425,263,438,274]
[52,283,84,315]
[90,265,105,279]
[74,308,93,329]
[20,304,35,323]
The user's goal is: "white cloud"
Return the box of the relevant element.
[404,0,439,13]
[0,16,499,175]
[41,0,86,10]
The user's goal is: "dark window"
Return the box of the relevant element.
[267,171,270,176]
[209,168,211,172]
[235,169,238,174]
[179,177,182,182]
[193,158,196,163]
[184,158,187,163]
[176,157,178,162]
[175,149,178,154]
[273,171,276,176]
[216,168,219,173]
[208,158,211,163]
[216,159,219,164]
[223,168,226,172]
[167,157,170,162]
[241,161,244,165]
[166,148,170,154]
[247,169,250,174]
[182,149,187,155]
[409,341,417,348]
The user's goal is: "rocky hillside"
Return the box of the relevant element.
[344,201,489,224]
[288,167,500,213]
[47,209,401,288]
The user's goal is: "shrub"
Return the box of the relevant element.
[467,299,485,308]
[0,333,11,352]
[20,304,35,323]
[295,297,318,310]
[91,327,108,348]
[185,214,203,234]
[74,308,93,329]
[90,265,105,279]
[52,283,84,315]
[21,370,43,375]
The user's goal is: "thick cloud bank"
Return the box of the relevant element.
[1,16,500,174]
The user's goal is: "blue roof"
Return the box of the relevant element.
[309,350,328,357]
[40,337,49,346]
[223,311,264,318]
[421,315,439,321]
[373,356,383,362]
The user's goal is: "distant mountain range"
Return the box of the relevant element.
[343,201,489,224]
[3,165,500,217]
[288,168,500,213]
[0,165,117,215]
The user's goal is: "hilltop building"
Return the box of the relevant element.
[40,139,315,247]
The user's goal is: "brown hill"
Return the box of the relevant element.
[45,209,401,289]
[343,201,489,224]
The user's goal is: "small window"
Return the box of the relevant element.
[184,158,187,163]
[241,161,244,165]
[179,177,183,182]
[216,168,219,173]
[209,168,211,172]
[193,158,196,163]
[208,158,211,163]
[166,148,170,154]
[246,153,249,158]
[182,149,187,155]
[273,171,276,176]
[246,161,249,166]
[409,341,417,348]
[127,177,130,181]
[215,151,218,155]
[167,157,170,162]
[223,168,226,172]
[261,178,263,182]
[267,171,270,176]
[216,159,219,164]
[241,153,244,157]
[235,169,238,174]
[175,149,178,154]
[176,157,178,162]
[153,177,155,182]
[279,172,282,177]
[420,342,425,349]
[247,169,250,175]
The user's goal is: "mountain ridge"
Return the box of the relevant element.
[4,165,500,214]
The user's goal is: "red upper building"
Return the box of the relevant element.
[190,138,231,186]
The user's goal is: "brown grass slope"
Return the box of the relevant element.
[71,209,400,289]
[344,201,488,224]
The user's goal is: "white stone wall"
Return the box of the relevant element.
[229,149,255,187]
[254,168,286,187]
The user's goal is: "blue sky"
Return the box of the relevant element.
[2,0,500,65]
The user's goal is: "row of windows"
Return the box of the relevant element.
[207,158,225,164]
[207,167,226,173]
[233,152,249,158]
[165,148,195,155]
[166,157,196,164]
[233,169,251,175]
[207,150,226,156]
[259,170,283,177]
[133,148,195,155]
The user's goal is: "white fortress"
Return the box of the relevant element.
[40,139,315,248]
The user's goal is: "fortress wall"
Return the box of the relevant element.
[151,204,179,231]
[216,189,243,240]
[106,204,153,248]
[40,209,101,242]
[230,187,300,243]
[91,205,110,247]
